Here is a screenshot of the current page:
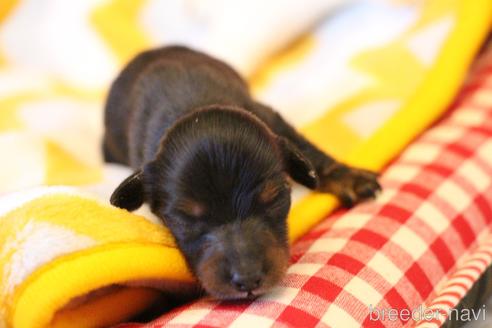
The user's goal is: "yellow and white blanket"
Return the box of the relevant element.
[0,0,490,327]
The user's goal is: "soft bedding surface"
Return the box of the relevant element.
[120,46,492,328]
[0,1,491,327]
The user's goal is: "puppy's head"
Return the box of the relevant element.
[111,106,317,299]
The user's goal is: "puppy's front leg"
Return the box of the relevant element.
[251,102,381,207]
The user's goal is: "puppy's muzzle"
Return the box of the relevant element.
[195,218,289,299]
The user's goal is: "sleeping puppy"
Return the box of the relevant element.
[103,46,381,300]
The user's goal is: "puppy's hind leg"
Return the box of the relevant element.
[102,136,124,164]
[103,141,116,163]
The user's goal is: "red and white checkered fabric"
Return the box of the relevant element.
[119,49,492,328]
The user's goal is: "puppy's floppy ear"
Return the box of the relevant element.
[110,170,145,211]
[277,137,318,189]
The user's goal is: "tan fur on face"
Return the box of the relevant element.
[259,180,280,204]
[195,222,289,300]
[177,198,206,217]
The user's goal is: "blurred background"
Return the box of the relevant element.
[2,0,486,194]
[0,1,492,327]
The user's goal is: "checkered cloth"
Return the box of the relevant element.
[117,50,492,328]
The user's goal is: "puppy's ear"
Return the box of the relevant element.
[277,137,318,189]
[110,170,145,211]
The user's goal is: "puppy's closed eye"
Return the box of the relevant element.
[177,198,206,217]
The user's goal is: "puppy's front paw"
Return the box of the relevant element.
[319,164,381,208]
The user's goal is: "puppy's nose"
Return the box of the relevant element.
[231,272,262,292]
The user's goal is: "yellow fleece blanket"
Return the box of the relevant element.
[0,0,491,327]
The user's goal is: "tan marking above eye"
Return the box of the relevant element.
[259,180,280,203]
[178,198,206,217]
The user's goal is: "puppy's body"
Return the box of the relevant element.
[104,46,380,299]
[104,47,251,168]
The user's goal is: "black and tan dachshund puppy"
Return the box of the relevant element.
[103,46,380,299]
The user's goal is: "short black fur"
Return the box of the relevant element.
[104,46,381,299]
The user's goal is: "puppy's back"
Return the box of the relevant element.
[103,46,251,167]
